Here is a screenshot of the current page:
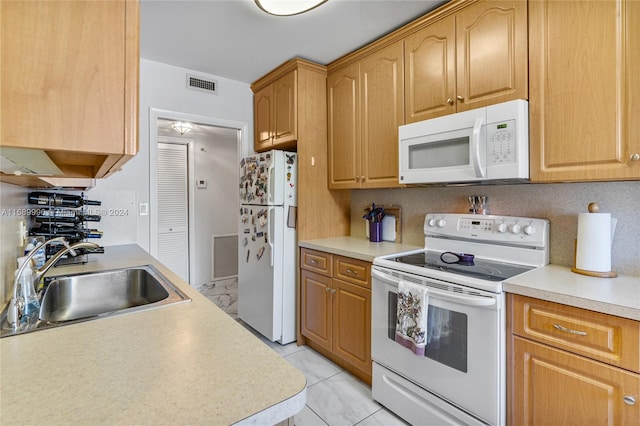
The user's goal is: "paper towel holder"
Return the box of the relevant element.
[571,202,618,278]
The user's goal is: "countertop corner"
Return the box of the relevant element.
[504,264,640,321]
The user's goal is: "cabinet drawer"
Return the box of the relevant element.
[334,255,370,288]
[300,248,332,276]
[511,294,640,373]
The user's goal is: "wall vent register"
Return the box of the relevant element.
[186,74,218,94]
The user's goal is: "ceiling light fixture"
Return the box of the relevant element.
[255,0,328,16]
[171,122,193,135]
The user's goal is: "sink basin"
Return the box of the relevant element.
[1,265,190,337]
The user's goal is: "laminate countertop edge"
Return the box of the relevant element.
[299,236,423,262]
[0,244,307,425]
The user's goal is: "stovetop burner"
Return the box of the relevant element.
[392,251,534,282]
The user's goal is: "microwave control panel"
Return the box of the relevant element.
[487,119,516,165]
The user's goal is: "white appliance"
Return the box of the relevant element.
[238,150,297,344]
[399,99,529,184]
[372,213,549,425]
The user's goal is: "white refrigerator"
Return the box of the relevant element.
[238,150,297,344]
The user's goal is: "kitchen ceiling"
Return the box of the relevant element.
[140,0,447,84]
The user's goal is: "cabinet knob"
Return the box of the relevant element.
[309,259,318,265]
[446,98,454,105]
[325,287,331,293]
[345,269,358,275]
[360,176,366,181]
[456,95,464,101]
[630,153,640,161]
[331,288,337,294]
[623,396,636,406]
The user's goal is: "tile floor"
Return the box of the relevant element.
[196,278,409,426]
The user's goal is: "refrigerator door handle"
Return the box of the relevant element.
[268,163,275,205]
[268,206,275,267]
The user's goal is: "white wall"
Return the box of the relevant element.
[0,183,30,305]
[87,59,253,253]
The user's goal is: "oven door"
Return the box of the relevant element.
[371,266,504,425]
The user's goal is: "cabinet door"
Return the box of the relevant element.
[512,337,640,426]
[272,70,297,148]
[529,0,640,182]
[405,15,456,122]
[1,1,136,157]
[254,84,273,151]
[360,42,404,188]
[327,63,360,189]
[300,269,332,351]
[332,278,371,376]
[455,0,527,111]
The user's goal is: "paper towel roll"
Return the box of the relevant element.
[575,212,612,272]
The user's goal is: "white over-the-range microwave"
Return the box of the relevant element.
[399,99,529,185]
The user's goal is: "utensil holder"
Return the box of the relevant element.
[369,222,382,242]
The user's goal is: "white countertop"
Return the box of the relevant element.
[504,264,640,321]
[299,236,423,262]
[0,245,306,425]
[301,236,639,322]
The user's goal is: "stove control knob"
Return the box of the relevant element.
[427,218,436,227]
[437,219,446,228]
[497,223,508,233]
[523,225,536,235]
[509,223,522,234]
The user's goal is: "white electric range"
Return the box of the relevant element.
[372,213,549,425]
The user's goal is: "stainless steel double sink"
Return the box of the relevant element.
[1,265,190,337]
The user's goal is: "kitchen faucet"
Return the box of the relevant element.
[7,237,100,330]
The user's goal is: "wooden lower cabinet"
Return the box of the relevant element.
[508,294,640,425]
[300,248,372,384]
[512,337,639,426]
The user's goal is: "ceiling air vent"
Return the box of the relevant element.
[186,74,218,94]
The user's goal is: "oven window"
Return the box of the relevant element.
[408,137,470,169]
[388,291,468,372]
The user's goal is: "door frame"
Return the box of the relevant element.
[149,108,249,285]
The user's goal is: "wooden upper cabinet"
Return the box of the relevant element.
[405,0,527,123]
[0,0,139,179]
[360,42,404,188]
[328,42,403,189]
[529,0,640,182]
[253,85,273,151]
[327,63,360,189]
[273,71,297,146]
[252,69,297,152]
[405,15,456,123]
[455,0,527,111]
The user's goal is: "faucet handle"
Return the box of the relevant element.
[61,239,77,257]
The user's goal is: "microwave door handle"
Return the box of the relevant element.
[471,116,485,178]
[372,269,496,308]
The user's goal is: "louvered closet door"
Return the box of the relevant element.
[157,143,189,282]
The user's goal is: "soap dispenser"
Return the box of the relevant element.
[16,256,40,327]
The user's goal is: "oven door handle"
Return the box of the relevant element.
[372,269,497,308]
